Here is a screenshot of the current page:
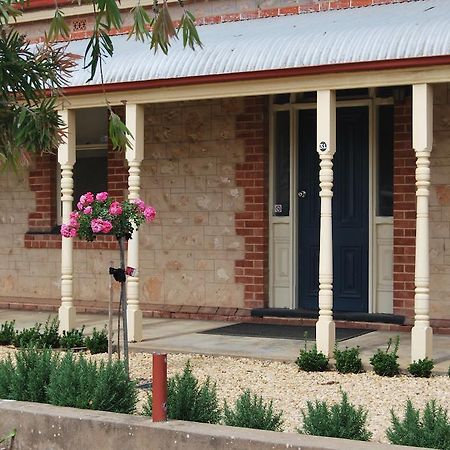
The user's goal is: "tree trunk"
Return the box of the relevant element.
[118,236,129,378]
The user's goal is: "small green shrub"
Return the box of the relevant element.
[0,355,15,399]
[40,317,60,348]
[334,346,363,374]
[223,390,283,431]
[85,327,108,354]
[3,347,59,403]
[369,336,400,377]
[387,400,450,449]
[13,324,42,348]
[296,344,328,372]
[59,327,85,350]
[143,361,221,424]
[0,321,16,345]
[300,391,372,441]
[408,358,434,378]
[91,360,137,413]
[47,352,137,414]
[47,352,97,409]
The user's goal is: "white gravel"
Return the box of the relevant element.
[2,347,450,443]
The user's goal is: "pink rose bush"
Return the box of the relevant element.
[61,192,156,241]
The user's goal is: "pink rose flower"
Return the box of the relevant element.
[77,202,83,211]
[83,206,92,215]
[84,192,94,204]
[143,206,156,222]
[90,218,103,233]
[61,224,77,238]
[96,192,108,202]
[70,211,79,220]
[132,198,146,212]
[60,224,71,237]
[69,217,79,229]
[79,192,94,206]
[109,201,123,216]
[101,220,113,234]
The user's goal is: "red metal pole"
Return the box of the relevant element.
[152,353,168,422]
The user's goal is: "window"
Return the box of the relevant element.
[73,145,108,205]
[273,111,290,217]
[377,105,394,217]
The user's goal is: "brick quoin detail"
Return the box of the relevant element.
[25,107,128,250]
[235,97,269,309]
[393,98,416,322]
[28,152,57,232]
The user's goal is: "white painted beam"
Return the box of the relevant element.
[60,65,450,110]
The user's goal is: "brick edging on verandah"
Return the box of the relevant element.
[6,298,450,333]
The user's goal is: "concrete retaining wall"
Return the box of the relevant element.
[0,400,427,450]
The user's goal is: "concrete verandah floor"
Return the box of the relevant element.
[0,309,449,374]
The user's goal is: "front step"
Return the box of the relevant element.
[251,308,405,325]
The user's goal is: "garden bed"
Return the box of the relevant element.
[1,346,448,444]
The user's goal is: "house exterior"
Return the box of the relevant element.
[3,0,450,359]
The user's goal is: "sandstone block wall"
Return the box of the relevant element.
[138,97,268,309]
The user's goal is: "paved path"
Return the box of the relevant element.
[1,309,450,373]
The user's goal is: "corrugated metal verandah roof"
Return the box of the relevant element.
[65,0,450,88]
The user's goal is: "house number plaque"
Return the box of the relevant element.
[319,141,327,152]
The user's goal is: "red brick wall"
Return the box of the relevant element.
[393,98,416,321]
[235,97,269,309]
[28,152,56,232]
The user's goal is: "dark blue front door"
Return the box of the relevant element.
[297,107,369,313]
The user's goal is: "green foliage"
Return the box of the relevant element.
[108,110,132,152]
[408,358,434,378]
[0,28,70,169]
[334,346,363,374]
[300,391,372,441]
[3,347,58,403]
[85,327,108,354]
[0,347,136,414]
[59,326,85,350]
[223,390,283,431]
[40,317,60,348]
[13,324,42,348]
[90,360,137,414]
[369,336,400,377]
[13,317,59,349]
[47,352,97,409]
[48,353,137,414]
[143,361,221,424]
[0,354,15,399]
[296,343,329,372]
[387,400,450,449]
[0,321,15,345]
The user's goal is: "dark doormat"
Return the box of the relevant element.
[199,323,375,342]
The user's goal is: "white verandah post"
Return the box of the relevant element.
[58,109,77,333]
[411,83,433,362]
[315,90,336,357]
[126,103,144,342]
